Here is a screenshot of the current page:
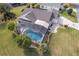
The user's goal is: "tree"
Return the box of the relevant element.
[3,12,16,21]
[64,5,68,9]
[15,35,31,48]
[26,3,38,8]
[26,4,30,8]
[7,22,16,31]
[22,35,31,48]
[0,4,11,13]
[0,4,16,22]
[36,5,40,9]
[67,8,73,16]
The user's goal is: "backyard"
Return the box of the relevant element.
[49,27,79,56]
[0,22,24,55]
[0,5,40,56]
[0,5,26,55]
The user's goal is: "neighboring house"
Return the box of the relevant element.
[38,3,61,11]
[16,8,54,44]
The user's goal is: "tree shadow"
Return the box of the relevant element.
[23,48,39,56]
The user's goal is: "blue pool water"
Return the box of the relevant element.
[25,30,42,42]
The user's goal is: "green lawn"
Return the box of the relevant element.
[49,27,79,56]
[60,11,77,22]
[0,6,27,56]
[11,5,26,16]
[0,5,40,56]
[0,22,25,56]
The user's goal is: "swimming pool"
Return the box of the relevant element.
[25,30,43,42]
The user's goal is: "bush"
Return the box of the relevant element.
[67,8,73,16]
[26,4,30,8]
[14,35,31,48]
[12,31,18,38]
[31,3,37,7]
[7,22,16,31]
[64,5,68,9]
[36,5,40,9]
[14,35,23,47]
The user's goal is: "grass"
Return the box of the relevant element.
[11,5,26,16]
[0,22,24,56]
[0,5,27,56]
[0,5,40,56]
[60,11,77,22]
[49,27,79,56]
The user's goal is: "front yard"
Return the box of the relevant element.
[49,27,79,56]
[60,10,77,22]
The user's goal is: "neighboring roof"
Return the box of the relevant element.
[38,3,61,11]
[20,8,53,23]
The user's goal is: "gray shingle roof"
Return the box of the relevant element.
[21,8,53,23]
[18,8,53,35]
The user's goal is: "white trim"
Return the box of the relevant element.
[18,10,32,22]
[35,20,49,28]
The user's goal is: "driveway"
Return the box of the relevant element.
[60,16,79,31]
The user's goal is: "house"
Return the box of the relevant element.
[16,3,61,45]
[16,8,54,44]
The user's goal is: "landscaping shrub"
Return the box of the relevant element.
[64,5,68,9]
[12,31,18,38]
[7,22,16,31]
[14,35,31,48]
[67,8,73,16]
[36,5,40,9]
[26,4,30,8]
[14,35,23,47]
